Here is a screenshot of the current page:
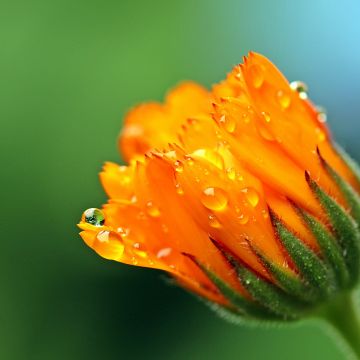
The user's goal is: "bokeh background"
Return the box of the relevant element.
[1,0,360,359]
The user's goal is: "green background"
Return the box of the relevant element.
[1,0,360,359]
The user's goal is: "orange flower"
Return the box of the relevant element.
[78,53,360,320]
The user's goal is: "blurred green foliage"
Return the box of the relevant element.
[1,0,359,359]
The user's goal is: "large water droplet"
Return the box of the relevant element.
[146,201,161,217]
[290,81,308,99]
[83,208,105,226]
[276,90,291,109]
[94,230,124,260]
[241,187,259,207]
[201,187,228,211]
[208,214,221,228]
[248,64,264,89]
[315,127,326,142]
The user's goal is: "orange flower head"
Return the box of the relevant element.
[78,53,360,320]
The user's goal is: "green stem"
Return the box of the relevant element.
[317,292,360,359]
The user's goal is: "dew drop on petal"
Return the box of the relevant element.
[248,64,264,89]
[208,214,222,228]
[226,167,236,180]
[83,208,105,226]
[174,160,184,173]
[201,187,228,211]
[157,247,172,259]
[315,127,326,142]
[146,201,161,217]
[241,187,259,207]
[175,183,184,195]
[257,125,275,141]
[276,90,291,109]
[261,111,271,123]
[237,213,249,225]
[94,230,124,260]
[316,106,327,123]
[220,114,236,133]
[290,81,308,99]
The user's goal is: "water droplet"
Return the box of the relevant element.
[161,224,169,233]
[248,64,264,88]
[241,187,259,207]
[184,156,194,166]
[242,113,250,124]
[146,201,160,217]
[226,167,236,180]
[276,90,291,109]
[83,208,105,226]
[174,160,183,173]
[219,114,236,133]
[261,209,269,219]
[315,127,326,142]
[316,106,327,123]
[191,149,224,170]
[201,187,228,211]
[245,279,251,285]
[257,125,275,141]
[132,242,148,258]
[94,230,124,260]
[208,214,221,228]
[175,183,184,195]
[237,213,249,225]
[261,111,271,123]
[157,247,172,259]
[290,81,308,99]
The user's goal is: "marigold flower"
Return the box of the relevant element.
[78,53,360,323]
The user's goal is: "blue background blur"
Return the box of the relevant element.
[1,0,360,359]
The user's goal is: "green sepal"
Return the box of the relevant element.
[209,241,306,319]
[317,147,360,224]
[247,242,318,303]
[305,171,360,286]
[182,253,280,320]
[293,203,349,288]
[269,209,334,298]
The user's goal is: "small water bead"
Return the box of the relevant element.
[157,247,172,259]
[241,187,260,207]
[276,90,291,109]
[208,214,222,228]
[315,127,326,142]
[257,125,275,141]
[132,242,148,259]
[175,183,184,195]
[94,230,124,260]
[219,114,236,133]
[237,213,249,225]
[290,81,308,100]
[83,208,105,226]
[146,201,161,217]
[316,106,327,123]
[226,167,236,180]
[184,156,194,166]
[261,111,271,123]
[201,187,228,211]
[248,64,264,89]
[261,209,269,219]
[174,160,184,173]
